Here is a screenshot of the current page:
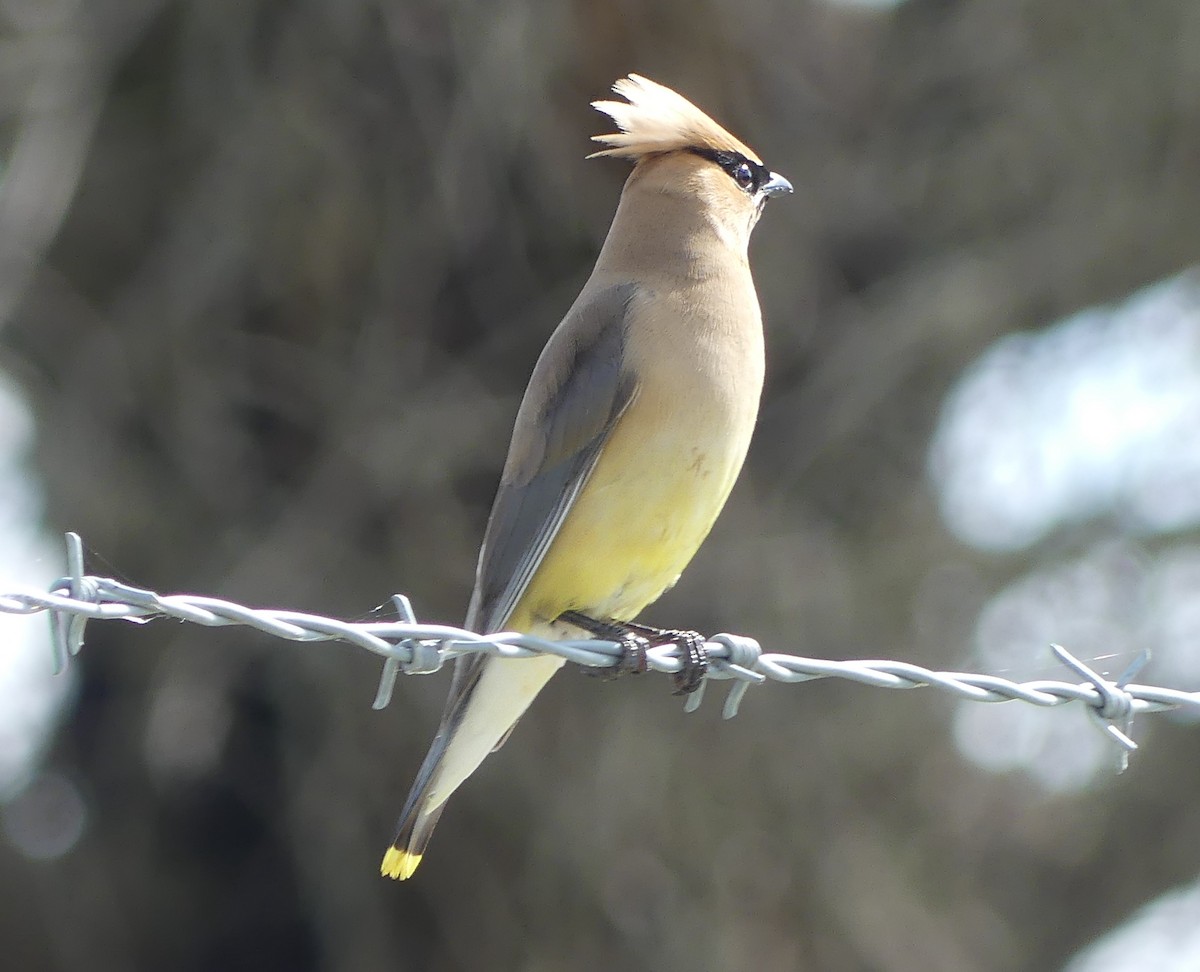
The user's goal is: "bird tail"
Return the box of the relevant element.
[380,732,450,880]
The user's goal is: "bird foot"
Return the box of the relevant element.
[624,623,707,694]
[663,629,708,695]
[563,613,708,694]
[614,631,651,676]
[559,611,650,679]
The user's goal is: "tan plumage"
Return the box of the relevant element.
[382,75,791,880]
[588,74,763,162]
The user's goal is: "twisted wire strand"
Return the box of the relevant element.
[5,534,1198,765]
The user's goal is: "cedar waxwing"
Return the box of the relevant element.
[382,74,791,880]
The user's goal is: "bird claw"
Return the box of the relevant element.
[558,611,705,688]
[616,632,650,676]
[561,610,650,679]
[664,629,707,695]
[580,631,650,679]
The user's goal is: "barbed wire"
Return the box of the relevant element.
[5,534,1199,770]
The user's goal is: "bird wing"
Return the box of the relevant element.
[449,281,640,706]
[388,283,640,862]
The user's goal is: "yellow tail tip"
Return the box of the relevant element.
[381,847,422,880]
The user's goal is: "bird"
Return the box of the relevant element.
[381,74,791,880]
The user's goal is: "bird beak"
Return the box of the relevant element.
[762,172,793,196]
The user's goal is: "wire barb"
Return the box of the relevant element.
[1051,643,1148,770]
[5,533,1199,774]
[47,531,90,674]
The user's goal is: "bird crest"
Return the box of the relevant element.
[589,74,762,164]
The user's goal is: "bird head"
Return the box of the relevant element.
[589,75,792,244]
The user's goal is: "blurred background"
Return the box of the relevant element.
[2,0,1199,968]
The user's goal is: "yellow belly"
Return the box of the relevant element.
[508,392,750,631]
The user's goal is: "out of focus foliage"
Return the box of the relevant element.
[2,0,1199,969]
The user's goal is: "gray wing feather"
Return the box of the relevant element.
[388,283,641,854]
[447,282,639,711]
[469,281,639,635]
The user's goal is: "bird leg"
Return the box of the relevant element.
[620,621,708,696]
[558,610,649,677]
[558,612,708,694]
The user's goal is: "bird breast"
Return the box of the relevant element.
[521,275,765,625]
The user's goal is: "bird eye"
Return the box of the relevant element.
[731,162,755,191]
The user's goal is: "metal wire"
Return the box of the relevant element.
[6,534,1199,767]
